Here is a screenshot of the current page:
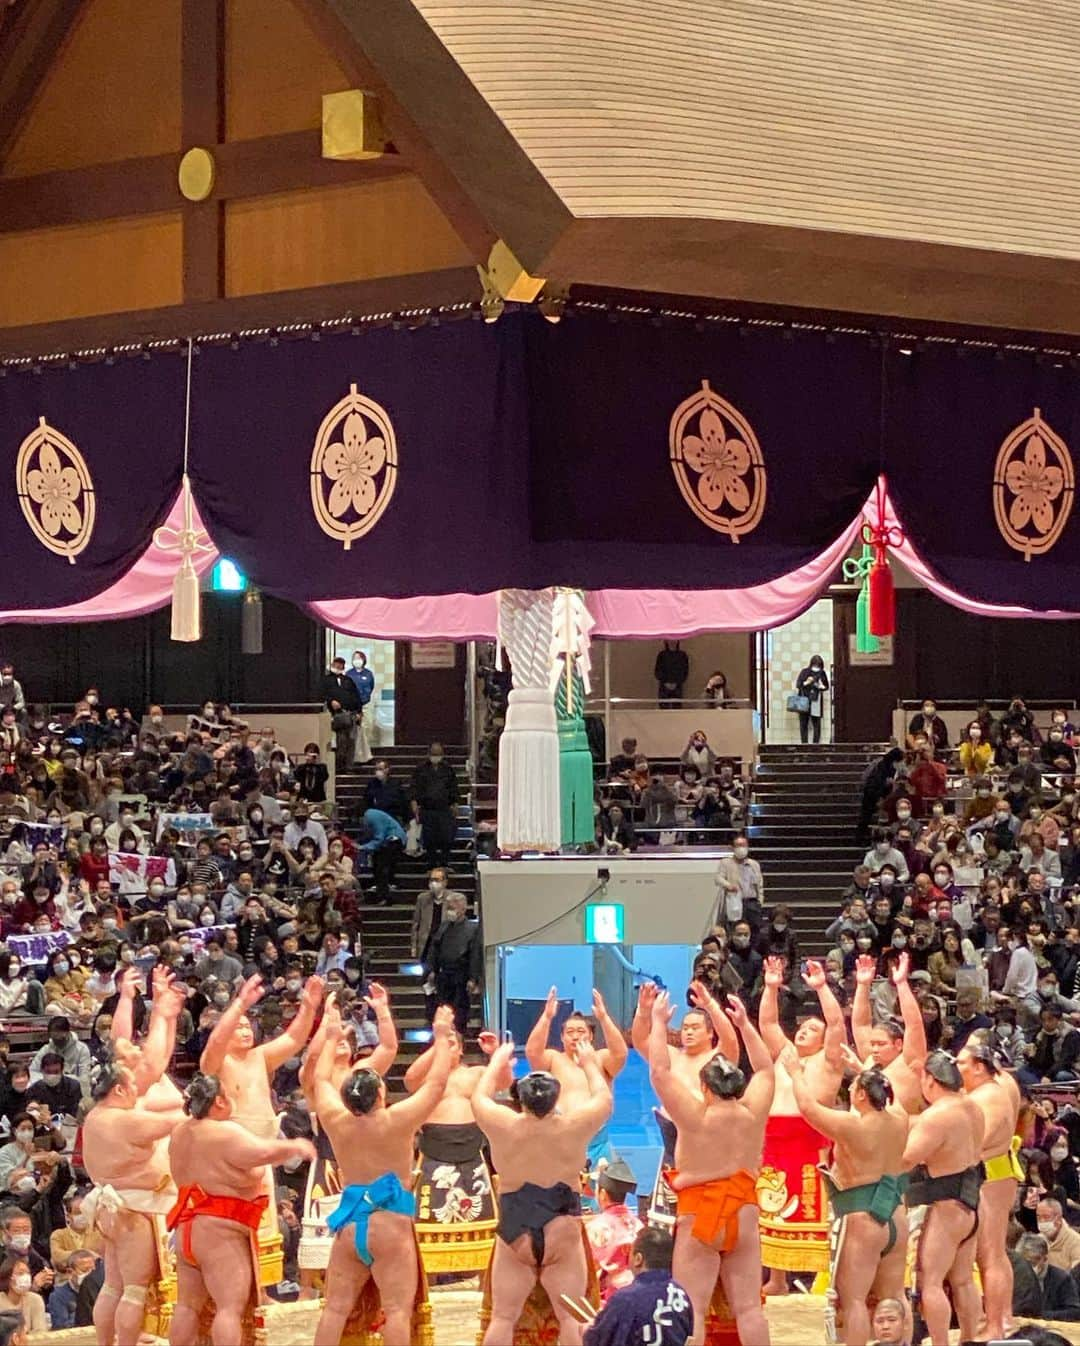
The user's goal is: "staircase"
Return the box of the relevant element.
[748,743,890,958]
[334,744,475,1087]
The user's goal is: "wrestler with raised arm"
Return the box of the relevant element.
[168,1073,316,1346]
[757,955,845,1293]
[526,986,627,1171]
[851,953,928,1115]
[404,1013,499,1232]
[650,989,772,1346]
[201,971,322,1141]
[632,979,739,1225]
[901,1051,985,1346]
[790,1062,909,1346]
[474,1035,612,1346]
[111,965,187,1112]
[312,1001,453,1346]
[81,1064,185,1346]
[958,1041,1022,1342]
[300,983,399,1104]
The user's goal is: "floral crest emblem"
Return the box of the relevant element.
[15,417,95,564]
[992,408,1074,562]
[310,384,397,550]
[669,380,766,541]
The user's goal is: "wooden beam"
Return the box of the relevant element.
[180,0,225,303]
[0,265,482,358]
[0,0,88,166]
[0,132,409,235]
[289,0,513,266]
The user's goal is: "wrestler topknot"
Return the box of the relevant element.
[183,1072,222,1119]
[700,1055,747,1100]
[854,1068,893,1111]
[923,1049,963,1092]
[341,1067,382,1115]
[516,1071,561,1117]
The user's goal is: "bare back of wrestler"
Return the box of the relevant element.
[792,1062,910,1346]
[902,1052,985,1346]
[958,1044,1021,1342]
[82,1065,185,1346]
[312,1003,453,1346]
[650,992,773,1346]
[473,1036,612,1346]
[201,974,322,1139]
[168,1075,316,1346]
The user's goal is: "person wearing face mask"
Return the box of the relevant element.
[412,866,456,968]
[410,743,460,870]
[968,796,1020,851]
[1017,1006,1080,1087]
[726,921,764,1000]
[25,1051,80,1118]
[0,955,44,1018]
[29,1017,91,1096]
[907,699,948,753]
[1036,1196,1080,1272]
[356,807,408,906]
[955,720,992,778]
[344,650,375,764]
[361,759,407,823]
[755,904,799,969]
[47,1246,102,1330]
[1042,726,1078,774]
[793,655,829,743]
[862,830,910,884]
[714,836,764,933]
[42,950,93,1023]
[0,1254,47,1332]
[0,664,26,726]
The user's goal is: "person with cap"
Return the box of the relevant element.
[957,1039,1023,1342]
[474,1033,612,1346]
[167,1073,315,1346]
[901,1051,985,1346]
[283,803,328,858]
[649,988,772,1346]
[585,1158,642,1301]
[790,1063,909,1346]
[311,1000,452,1345]
[850,953,928,1115]
[583,1227,693,1346]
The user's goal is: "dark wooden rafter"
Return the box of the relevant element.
[289,0,539,266]
[0,132,409,236]
[0,264,482,359]
[180,0,225,302]
[0,0,89,166]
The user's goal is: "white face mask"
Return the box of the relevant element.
[429,880,445,894]
[11,1273,31,1293]
[1052,1145,1070,1162]
[1038,1219,1058,1237]
[733,845,749,860]
[70,1213,88,1230]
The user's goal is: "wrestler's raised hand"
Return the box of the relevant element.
[890,951,911,985]
[763,956,785,989]
[301,975,325,1011]
[637,981,658,1014]
[802,959,827,991]
[573,1039,598,1068]
[432,1009,454,1042]
[364,981,388,1012]
[543,985,559,1018]
[477,1030,499,1057]
[592,988,609,1019]
[724,994,749,1030]
[323,1000,343,1037]
[158,979,187,1021]
[651,990,675,1026]
[688,979,716,1011]
[118,965,140,1000]
[238,972,266,1011]
[839,1043,864,1075]
[151,964,173,999]
[489,1040,515,1072]
[854,955,877,986]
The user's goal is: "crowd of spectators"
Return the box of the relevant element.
[594,735,747,851]
[0,659,482,1324]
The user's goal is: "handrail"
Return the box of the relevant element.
[896,698,1077,710]
[583,696,756,709]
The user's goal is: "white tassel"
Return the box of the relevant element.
[171,555,202,642]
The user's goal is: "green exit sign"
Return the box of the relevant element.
[585,903,624,944]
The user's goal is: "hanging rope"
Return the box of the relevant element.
[860,476,904,637]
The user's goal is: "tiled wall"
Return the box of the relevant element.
[766,600,834,744]
[327,633,396,746]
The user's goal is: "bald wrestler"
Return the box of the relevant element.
[632,979,738,1226]
[168,1073,317,1346]
[526,986,627,1174]
[958,1040,1022,1342]
[474,1036,613,1346]
[902,1051,985,1346]
[758,956,845,1293]
[790,1063,909,1346]
[312,1002,454,1346]
[82,1064,185,1346]
[650,990,772,1346]
[201,971,322,1141]
[851,953,928,1116]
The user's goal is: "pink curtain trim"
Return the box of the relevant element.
[867,485,1080,620]
[0,490,218,624]
[307,593,500,641]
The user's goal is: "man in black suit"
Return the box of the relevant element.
[1020,1232,1080,1320]
[320,657,360,772]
